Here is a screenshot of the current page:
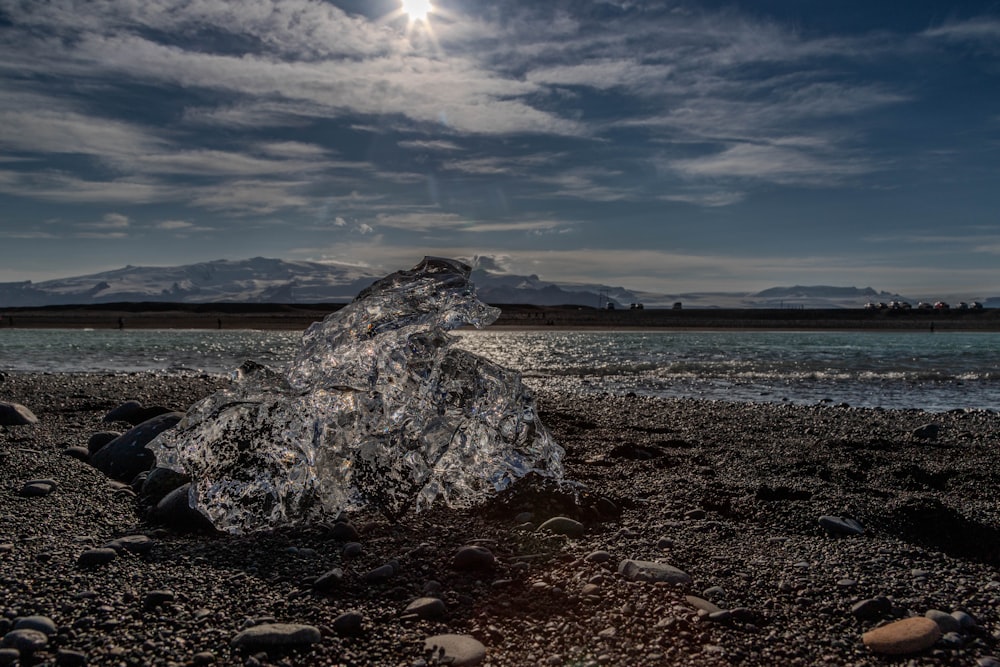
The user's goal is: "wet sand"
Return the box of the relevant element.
[2,372,999,665]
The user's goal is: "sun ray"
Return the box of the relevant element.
[400,0,434,22]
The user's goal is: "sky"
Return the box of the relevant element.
[1,0,999,298]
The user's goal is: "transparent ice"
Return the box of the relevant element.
[148,257,564,534]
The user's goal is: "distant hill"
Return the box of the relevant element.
[0,258,990,308]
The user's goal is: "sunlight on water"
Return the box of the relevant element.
[2,328,999,411]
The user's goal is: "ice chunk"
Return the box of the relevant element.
[148,257,564,533]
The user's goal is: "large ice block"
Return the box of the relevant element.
[148,257,564,533]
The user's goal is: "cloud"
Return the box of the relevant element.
[397,139,464,151]
[156,220,193,230]
[924,18,1000,42]
[668,142,871,185]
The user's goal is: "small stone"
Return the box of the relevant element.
[952,610,977,629]
[90,412,184,482]
[423,634,486,666]
[342,542,363,558]
[77,548,117,568]
[63,445,91,461]
[330,521,360,541]
[404,597,447,619]
[925,609,961,634]
[514,511,533,523]
[912,423,940,440]
[191,651,216,665]
[13,616,57,636]
[585,550,612,563]
[19,480,56,497]
[364,564,395,583]
[143,590,175,609]
[230,623,322,650]
[103,401,144,423]
[55,648,88,666]
[0,628,48,653]
[708,610,732,622]
[684,509,706,520]
[452,545,495,570]
[87,431,121,455]
[852,597,892,621]
[617,559,691,585]
[0,401,38,425]
[818,515,864,536]
[153,484,216,533]
[104,534,154,556]
[0,648,18,666]
[702,586,725,600]
[862,616,941,655]
[685,595,721,614]
[313,568,344,592]
[537,516,585,537]
[331,611,363,636]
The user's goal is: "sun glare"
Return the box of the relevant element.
[400,0,434,22]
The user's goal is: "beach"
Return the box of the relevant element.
[2,372,999,665]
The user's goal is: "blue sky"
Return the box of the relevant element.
[1,0,999,297]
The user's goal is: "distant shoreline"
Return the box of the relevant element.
[2,302,1000,331]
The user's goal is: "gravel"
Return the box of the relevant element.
[2,372,999,665]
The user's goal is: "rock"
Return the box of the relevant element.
[87,431,121,455]
[13,616,56,636]
[103,400,144,423]
[0,648,18,666]
[153,484,216,532]
[537,516,585,538]
[0,628,49,653]
[77,547,117,568]
[230,623,322,650]
[330,521,360,541]
[0,401,38,425]
[342,542,362,558]
[925,609,961,634]
[55,648,88,666]
[952,610,977,630]
[912,423,941,440]
[423,634,486,666]
[852,597,892,621]
[62,445,90,461]
[404,597,447,619]
[862,616,942,655]
[617,559,691,584]
[143,590,175,609]
[331,611,363,636]
[90,412,184,482]
[140,466,190,505]
[685,595,722,614]
[452,545,496,570]
[818,515,864,536]
[19,479,56,497]
[104,534,154,556]
[585,550,612,563]
[364,563,396,583]
[313,568,344,592]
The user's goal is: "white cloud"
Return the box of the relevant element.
[397,139,463,151]
[668,142,871,185]
[156,220,193,230]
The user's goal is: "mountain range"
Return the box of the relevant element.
[0,257,992,309]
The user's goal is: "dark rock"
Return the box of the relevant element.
[331,611,363,636]
[851,597,892,621]
[313,568,344,592]
[1,628,49,653]
[912,423,941,441]
[13,616,57,636]
[0,401,37,425]
[617,559,691,584]
[90,412,183,482]
[152,484,216,533]
[452,545,496,570]
[404,597,446,619]
[230,623,321,650]
[140,466,190,505]
[55,648,88,666]
[537,516,585,537]
[77,548,117,568]
[423,634,486,666]
[330,521,360,541]
[87,431,121,455]
[19,479,57,497]
[818,515,865,536]
[142,590,175,610]
[63,445,91,461]
[103,401,143,424]
[104,534,154,555]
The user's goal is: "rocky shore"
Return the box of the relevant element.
[2,372,1000,666]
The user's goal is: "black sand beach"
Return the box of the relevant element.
[2,372,1000,665]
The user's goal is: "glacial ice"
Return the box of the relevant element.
[147,257,564,534]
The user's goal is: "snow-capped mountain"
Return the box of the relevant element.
[0,258,983,308]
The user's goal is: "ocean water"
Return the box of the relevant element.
[1,328,998,412]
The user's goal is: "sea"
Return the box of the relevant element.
[1,328,998,413]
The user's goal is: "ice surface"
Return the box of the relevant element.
[148,257,564,534]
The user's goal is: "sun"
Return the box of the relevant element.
[400,0,434,22]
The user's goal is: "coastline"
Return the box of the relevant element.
[3,303,1000,331]
[2,373,999,665]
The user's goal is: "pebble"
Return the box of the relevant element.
[364,563,395,583]
[862,616,941,655]
[818,515,864,536]
[342,542,363,558]
[404,597,447,619]
[77,547,117,568]
[313,568,344,592]
[87,431,120,455]
[19,479,57,497]
[952,610,977,629]
[0,649,18,666]
[585,550,612,563]
[143,590,175,610]
[153,484,216,532]
[685,595,721,614]
[55,648,88,666]
[89,412,184,482]
[851,597,892,621]
[330,521,360,541]
[104,534,154,556]
[331,611,363,636]
[925,609,961,634]
[13,616,56,636]
[0,401,38,425]
[423,634,486,666]
[0,628,48,653]
[617,559,691,584]
[537,516,585,537]
[63,445,90,461]
[102,401,144,424]
[912,423,941,440]
[230,623,322,650]
[453,545,496,570]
